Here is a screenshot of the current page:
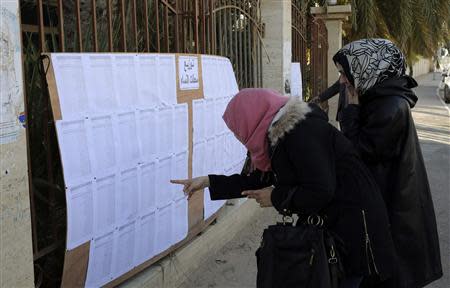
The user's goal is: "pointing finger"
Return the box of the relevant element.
[171,179,190,185]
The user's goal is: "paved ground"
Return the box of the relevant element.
[179,73,449,288]
[413,73,449,288]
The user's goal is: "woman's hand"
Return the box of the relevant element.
[242,186,274,207]
[170,176,210,199]
[345,84,359,105]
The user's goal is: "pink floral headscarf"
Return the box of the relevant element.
[222,88,289,171]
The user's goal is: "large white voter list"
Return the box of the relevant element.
[48,53,247,287]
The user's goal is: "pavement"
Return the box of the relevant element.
[178,72,450,288]
[413,73,449,288]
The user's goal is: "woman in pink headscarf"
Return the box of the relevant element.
[172,88,395,288]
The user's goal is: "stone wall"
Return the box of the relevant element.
[261,0,292,94]
[411,58,432,77]
[0,1,34,287]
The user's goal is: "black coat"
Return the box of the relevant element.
[340,76,443,288]
[318,79,347,121]
[208,99,396,280]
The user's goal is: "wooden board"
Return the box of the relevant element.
[60,241,90,287]
[174,54,205,230]
[42,53,230,288]
[42,55,62,121]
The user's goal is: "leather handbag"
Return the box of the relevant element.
[255,191,345,288]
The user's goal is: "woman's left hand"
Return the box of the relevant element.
[345,84,359,105]
[242,186,274,207]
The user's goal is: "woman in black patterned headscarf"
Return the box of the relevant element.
[333,39,442,288]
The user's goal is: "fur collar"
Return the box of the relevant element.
[268,97,311,146]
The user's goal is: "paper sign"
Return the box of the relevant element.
[178,56,199,90]
[291,62,303,98]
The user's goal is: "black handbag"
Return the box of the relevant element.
[255,191,345,288]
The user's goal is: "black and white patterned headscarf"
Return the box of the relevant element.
[333,38,406,95]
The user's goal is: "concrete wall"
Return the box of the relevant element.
[411,58,432,77]
[261,0,292,94]
[324,20,343,128]
[0,1,34,287]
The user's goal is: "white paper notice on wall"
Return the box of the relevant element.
[93,174,116,236]
[291,62,303,98]
[56,119,92,186]
[205,99,215,138]
[51,55,89,120]
[117,168,139,224]
[201,56,213,99]
[49,52,243,285]
[66,181,94,250]
[173,104,189,153]
[226,60,239,95]
[137,108,158,162]
[135,211,156,266]
[192,99,205,144]
[85,231,114,287]
[113,221,136,278]
[114,55,138,108]
[192,141,205,178]
[156,156,173,208]
[88,115,117,176]
[172,152,188,200]
[158,55,177,105]
[117,111,140,167]
[178,56,199,90]
[85,54,118,112]
[172,197,188,243]
[157,106,173,158]
[155,203,173,254]
[139,162,157,214]
[136,55,159,107]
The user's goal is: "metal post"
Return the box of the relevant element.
[75,0,83,51]
[57,0,65,51]
[92,0,99,52]
[144,0,150,51]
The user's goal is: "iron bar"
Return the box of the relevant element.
[144,0,150,51]
[233,0,238,87]
[107,0,113,51]
[243,1,248,87]
[57,0,65,51]
[209,0,214,54]
[33,241,64,261]
[194,0,199,54]
[181,0,185,52]
[218,1,223,56]
[37,0,45,52]
[155,0,161,52]
[164,3,169,51]
[229,0,233,57]
[92,0,98,52]
[175,0,180,52]
[161,0,177,13]
[120,0,127,51]
[75,0,83,51]
[132,0,138,51]
[201,0,206,53]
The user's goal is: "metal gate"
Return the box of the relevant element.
[20,0,263,286]
[310,17,328,101]
[291,0,307,87]
[291,0,328,101]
